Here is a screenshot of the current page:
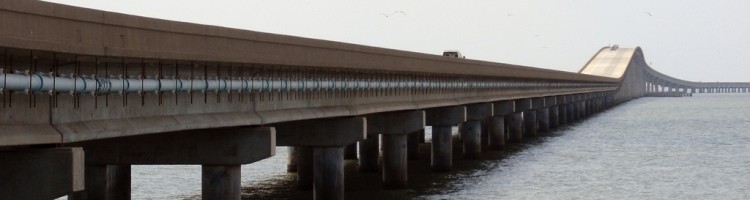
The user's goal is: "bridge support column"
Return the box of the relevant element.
[344,143,358,160]
[523,110,537,137]
[463,103,492,159]
[488,116,506,149]
[426,106,466,172]
[1,148,84,200]
[368,111,424,189]
[69,164,130,200]
[202,165,241,200]
[297,147,314,189]
[287,147,298,172]
[313,147,344,200]
[358,136,379,172]
[382,134,408,189]
[508,112,524,143]
[407,130,422,160]
[490,101,513,149]
[431,126,453,172]
[107,165,131,200]
[538,107,550,133]
[276,117,366,199]
[70,127,275,199]
[460,120,482,159]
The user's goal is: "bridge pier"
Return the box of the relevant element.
[460,120,482,159]
[368,111,424,189]
[0,148,84,200]
[507,112,524,143]
[358,135,380,173]
[287,147,298,172]
[463,103,492,159]
[70,127,275,200]
[426,106,466,172]
[490,101,514,149]
[557,96,568,126]
[547,96,559,130]
[407,129,422,160]
[296,147,314,189]
[202,165,241,200]
[344,144,358,160]
[276,117,366,200]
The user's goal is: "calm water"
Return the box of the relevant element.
[82,93,750,199]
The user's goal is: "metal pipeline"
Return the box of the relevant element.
[0,70,607,95]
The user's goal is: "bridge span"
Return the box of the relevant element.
[1,1,748,199]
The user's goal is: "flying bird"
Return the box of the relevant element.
[645,12,653,16]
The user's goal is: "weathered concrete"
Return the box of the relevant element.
[73,127,275,165]
[367,110,424,187]
[431,126,453,172]
[0,148,84,200]
[426,106,465,172]
[107,165,131,200]
[287,147,298,172]
[202,165,241,200]
[407,130,421,160]
[537,108,550,133]
[313,147,344,200]
[276,117,366,147]
[464,103,492,157]
[508,112,524,143]
[523,110,538,137]
[382,134,408,189]
[460,120,482,159]
[488,116,506,149]
[296,146,314,190]
[344,144,358,160]
[358,136,380,172]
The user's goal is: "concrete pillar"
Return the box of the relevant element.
[523,110,537,137]
[488,116,505,149]
[297,146,314,190]
[537,107,550,133]
[202,165,241,200]
[382,134,408,189]
[507,112,523,143]
[79,165,108,200]
[70,164,129,200]
[567,103,576,122]
[343,143,357,160]
[107,165,131,200]
[559,104,568,125]
[549,106,559,129]
[431,126,453,172]
[358,136,379,172]
[313,147,344,200]
[461,120,482,159]
[407,130,421,160]
[368,110,424,188]
[287,147,298,172]
[426,106,465,172]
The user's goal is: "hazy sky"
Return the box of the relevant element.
[45,0,749,82]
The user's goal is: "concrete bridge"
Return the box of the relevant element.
[1,1,748,199]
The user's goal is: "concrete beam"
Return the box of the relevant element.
[466,103,493,121]
[276,117,366,147]
[74,127,275,165]
[367,111,425,134]
[425,106,466,126]
[0,147,84,200]
[493,101,514,116]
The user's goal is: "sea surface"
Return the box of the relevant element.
[67,93,750,199]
